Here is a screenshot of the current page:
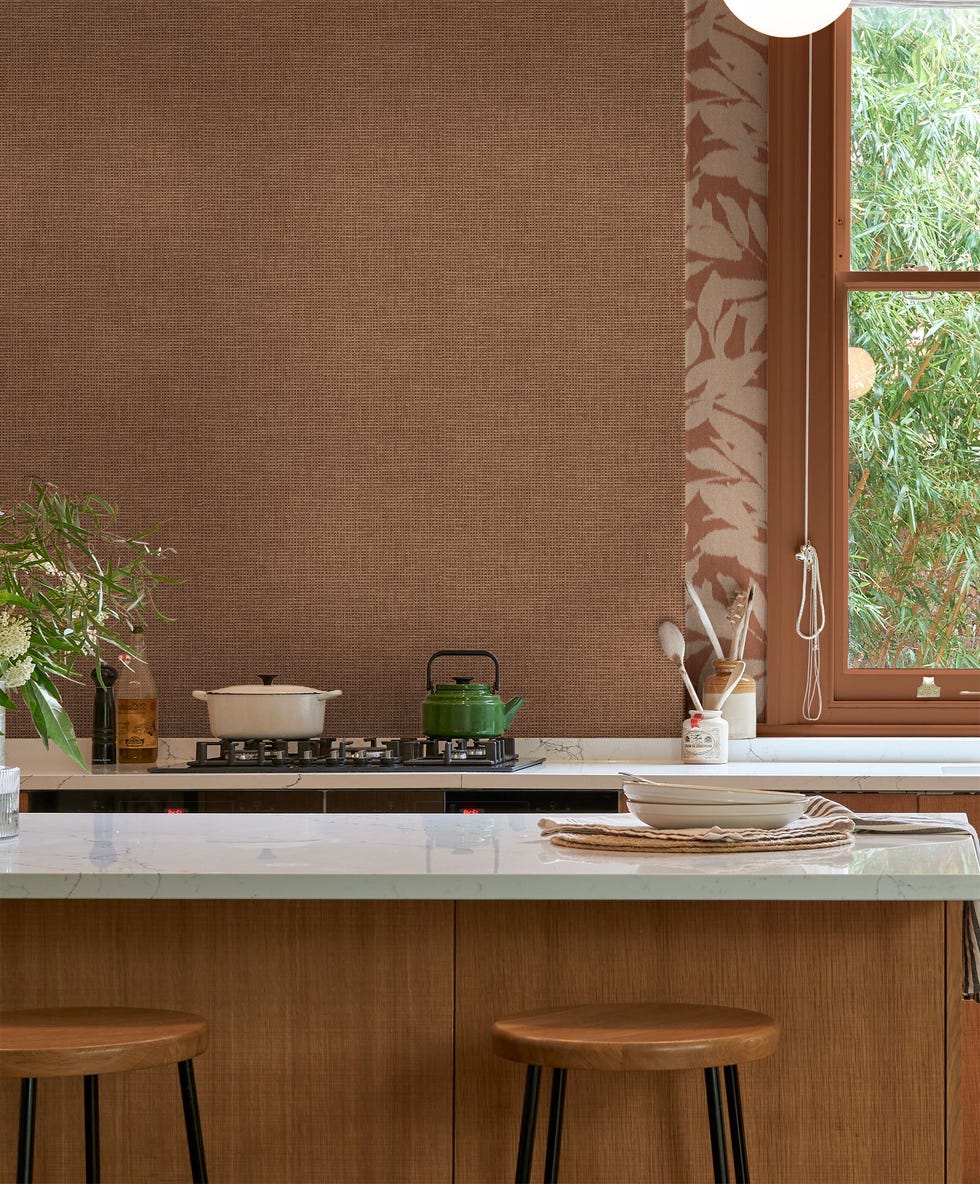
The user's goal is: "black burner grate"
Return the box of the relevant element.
[149,736,544,773]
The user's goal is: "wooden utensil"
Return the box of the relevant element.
[685,579,725,661]
[657,620,704,712]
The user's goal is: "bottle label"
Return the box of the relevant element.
[117,698,158,749]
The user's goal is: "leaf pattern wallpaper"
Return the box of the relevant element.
[685,0,768,704]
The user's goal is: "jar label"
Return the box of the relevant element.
[684,729,718,756]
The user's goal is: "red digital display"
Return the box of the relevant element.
[166,808,186,814]
[461,807,483,814]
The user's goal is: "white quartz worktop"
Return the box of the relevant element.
[17,760,980,793]
[2,811,978,901]
[9,734,979,791]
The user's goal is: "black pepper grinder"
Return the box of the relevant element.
[91,663,119,765]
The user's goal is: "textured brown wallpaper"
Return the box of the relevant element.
[1,1,685,740]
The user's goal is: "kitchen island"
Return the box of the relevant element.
[2,812,978,1183]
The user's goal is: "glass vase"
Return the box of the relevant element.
[0,704,21,839]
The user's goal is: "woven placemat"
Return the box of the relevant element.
[537,815,855,854]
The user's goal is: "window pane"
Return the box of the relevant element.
[847,290,980,669]
[851,6,980,271]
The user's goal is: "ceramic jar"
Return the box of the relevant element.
[703,660,757,740]
[682,709,729,764]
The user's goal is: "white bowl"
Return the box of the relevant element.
[627,798,806,831]
[623,780,803,806]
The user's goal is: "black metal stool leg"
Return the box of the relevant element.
[704,1067,730,1184]
[515,1065,541,1184]
[724,1065,750,1184]
[84,1075,101,1183]
[16,1078,37,1184]
[178,1059,209,1184]
[543,1068,567,1184]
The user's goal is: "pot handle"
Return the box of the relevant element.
[315,689,344,701]
[426,650,500,693]
[192,690,209,701]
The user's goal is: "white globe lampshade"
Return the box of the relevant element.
[723,0,851,38]
[847,347,877,401]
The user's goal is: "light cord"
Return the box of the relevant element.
[794,33,827,721]
[795,542,826,719]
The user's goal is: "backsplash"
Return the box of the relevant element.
[2,0,691,739]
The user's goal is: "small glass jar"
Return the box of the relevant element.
[703,660,757,740]
[682,709,729,764]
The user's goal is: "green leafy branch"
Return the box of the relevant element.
[0,482,176,767]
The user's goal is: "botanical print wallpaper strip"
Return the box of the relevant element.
[684,0,768,704]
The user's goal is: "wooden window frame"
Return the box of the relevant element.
[766,14,980,735]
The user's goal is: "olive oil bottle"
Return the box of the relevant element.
[115,629,158,764]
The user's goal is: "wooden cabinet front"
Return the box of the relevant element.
[0,900,455,1184]
[920,793,980,1184]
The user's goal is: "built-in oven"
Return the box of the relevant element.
[24,789,332,813]
[24,785,620,814]
[25,788,205,814]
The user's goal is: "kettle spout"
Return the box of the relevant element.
[502,696,524,730]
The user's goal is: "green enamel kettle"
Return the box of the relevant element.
[422,650,524,739]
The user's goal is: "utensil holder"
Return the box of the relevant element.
[682,710,729,764]
[703,660,757,740]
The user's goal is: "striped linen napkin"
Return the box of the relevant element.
[539,795,980,1000]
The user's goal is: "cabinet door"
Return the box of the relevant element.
[921,794,980,1184]
[813,792,918,813]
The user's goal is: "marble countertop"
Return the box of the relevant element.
[9,736,978,793]
[2,812,979,901]
[17,759,980,793]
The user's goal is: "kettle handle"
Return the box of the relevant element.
[427,650,500,693]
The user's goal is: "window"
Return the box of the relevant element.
[768,6,980,732]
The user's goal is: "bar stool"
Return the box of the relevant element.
[492,1001,779,1184]
[0,1006,209,1184]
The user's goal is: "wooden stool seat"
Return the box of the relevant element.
[1,1007,209,1184]
[1,1007,209,1079]
[491,1001,779,1072]
[492,1002,779,1184]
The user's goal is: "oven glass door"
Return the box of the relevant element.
[26,789,202,813]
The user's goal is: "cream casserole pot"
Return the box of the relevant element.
[192,676,342,739]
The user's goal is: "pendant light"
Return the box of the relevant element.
[722,0,850,37]
[847,347,877,400]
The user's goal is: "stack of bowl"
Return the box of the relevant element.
[623,779,806,830]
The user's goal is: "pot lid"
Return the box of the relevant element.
[206,683,324,696]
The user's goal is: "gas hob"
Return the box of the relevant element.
[149,736,544,773]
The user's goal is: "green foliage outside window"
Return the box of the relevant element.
[847,5,980,669]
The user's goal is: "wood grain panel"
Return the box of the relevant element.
[815,791,919,813]
[455,899,949,1183]
[0,900,454,1184]
[927,795,980,1184]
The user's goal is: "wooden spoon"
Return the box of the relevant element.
[657,620,704,712]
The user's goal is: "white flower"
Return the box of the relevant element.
[0,654,35,689]
[61,570,92,595]
[0,612,32,660]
